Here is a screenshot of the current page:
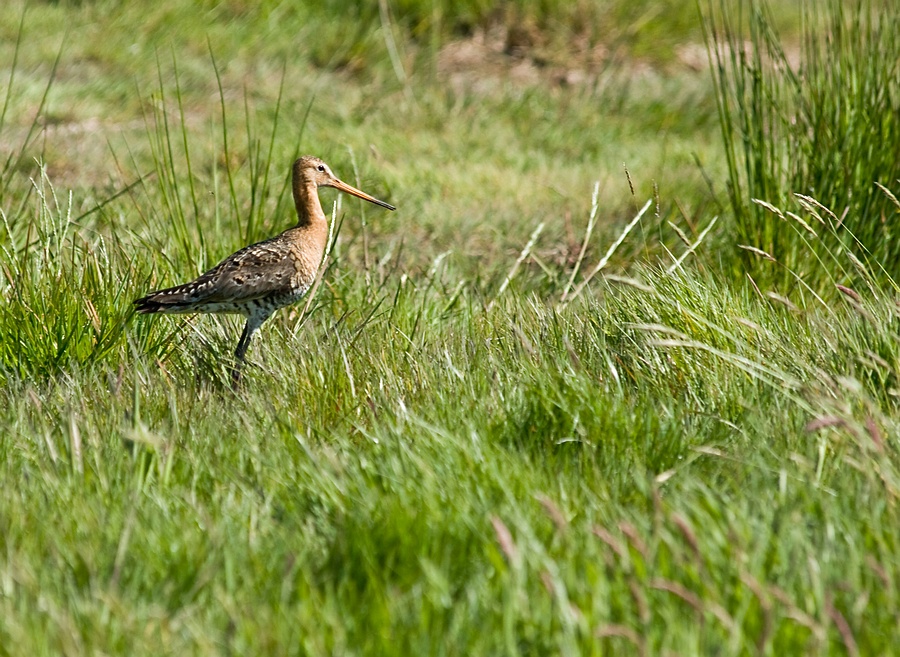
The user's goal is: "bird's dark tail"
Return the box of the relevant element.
[133,294,166,314]
[133,283,203,314]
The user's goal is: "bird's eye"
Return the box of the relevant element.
[317,164,325,172]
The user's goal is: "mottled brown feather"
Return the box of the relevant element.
[135,227,323,314]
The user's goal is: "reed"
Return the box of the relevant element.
[704,0,900,286]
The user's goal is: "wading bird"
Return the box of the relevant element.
[134,155,395,386]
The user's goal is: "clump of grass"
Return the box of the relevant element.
[704,0,900,286]
[0,165,140,384]
[0,21,152,385]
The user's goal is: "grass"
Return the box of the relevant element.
[2,0,900,654]
[706,0,900,286]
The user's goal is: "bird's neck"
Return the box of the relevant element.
[292,180,327,229]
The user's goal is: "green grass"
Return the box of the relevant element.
[2,0,900,655]
[706,0,900,286]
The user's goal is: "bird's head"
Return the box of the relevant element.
[293,156,395,210]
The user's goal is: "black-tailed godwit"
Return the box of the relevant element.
[134,155,395,385]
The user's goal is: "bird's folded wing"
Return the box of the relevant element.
[195,240,300,303]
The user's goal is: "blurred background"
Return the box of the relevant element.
[0,0,803,278]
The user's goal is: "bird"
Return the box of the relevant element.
[134,155,395,386]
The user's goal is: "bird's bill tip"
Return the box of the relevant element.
[330,178,396,211]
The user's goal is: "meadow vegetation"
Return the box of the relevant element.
[1,0,899,654]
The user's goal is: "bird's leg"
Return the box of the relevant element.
[231,319,257,388]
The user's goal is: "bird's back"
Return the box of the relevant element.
[134,226,324,317]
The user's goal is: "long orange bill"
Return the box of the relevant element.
[331,178,396,211]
